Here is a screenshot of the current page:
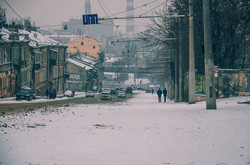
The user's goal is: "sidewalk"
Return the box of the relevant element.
[0,92,87,104]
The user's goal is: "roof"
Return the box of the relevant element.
[0,27,66,47]
[67,58,92,70]
[19,29,65,47]
[69,35,102,45]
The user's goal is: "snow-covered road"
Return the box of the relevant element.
[0,92,250,165]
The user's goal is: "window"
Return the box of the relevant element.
[93,45,96,49]
[35,52,42,64]
[81,42,84,46]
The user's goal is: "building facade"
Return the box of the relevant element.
[0,27,67,98]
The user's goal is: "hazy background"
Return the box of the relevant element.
[1,0,166,33]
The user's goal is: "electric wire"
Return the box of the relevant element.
[139,1,166,17]
[96,0,124,40]
[3,0,23,19]
[99,0,113,17]
[6,0,166,38]
[106,0,162,18]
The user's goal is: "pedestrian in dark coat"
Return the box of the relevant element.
[46,89,49,99]
[157,88,162,102]
[163,88,167,102]
[53,88,56,99]
[152,89,154,95]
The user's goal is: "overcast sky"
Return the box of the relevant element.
[1,0,166,33]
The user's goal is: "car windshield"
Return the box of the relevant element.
[102,92,109,94]
[19,89,30,94]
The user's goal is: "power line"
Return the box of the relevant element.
[106,0,162,18]
[3,0,23,20]
[97,0,124,39]
[139,1,166,17]
[99,0,113,17]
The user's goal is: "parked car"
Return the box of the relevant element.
[100,91,112,100]
[110,89,118,95]
[16,88,37,101]
[146,89,151,93]
[117,90,126,98]
[86,90,94,97]
[126,86,133,94]
[64,89,74,97]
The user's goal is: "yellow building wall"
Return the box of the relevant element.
[67,36,100,58]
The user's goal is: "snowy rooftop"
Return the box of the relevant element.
[0,28,65,47]
[67,58,92,70]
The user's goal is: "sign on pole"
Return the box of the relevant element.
[82,14,98,25]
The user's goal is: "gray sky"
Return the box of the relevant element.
[1,0,166,33]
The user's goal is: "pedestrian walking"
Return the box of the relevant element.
[163,88,167,102]
[52,88,57,99]
[46,89,49,99]
[157,88,162,102]
[152,89,154,95]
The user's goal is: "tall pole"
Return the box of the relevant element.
[188,0,196,104]
[203,0,217,109]
[175,44,179,102]
[179,18,184,102]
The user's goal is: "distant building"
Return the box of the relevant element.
[67,36,101,59]
[59,19,114,38]
[66,54,103,91]
[55,0,115,38]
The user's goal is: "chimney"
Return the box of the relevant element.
[85,0,91,14]
[126,0,134,35]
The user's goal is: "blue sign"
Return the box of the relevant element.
[82,14,98,25]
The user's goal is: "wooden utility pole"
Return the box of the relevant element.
[203,0,217,109]
[188,0,196,104]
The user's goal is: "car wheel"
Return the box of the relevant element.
[28,96,32,101]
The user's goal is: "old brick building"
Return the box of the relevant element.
[0,27,67,98]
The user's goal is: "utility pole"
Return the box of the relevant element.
[179,18,184,102]
[203,0,217,109]
[188,0,196,104]
[175,42,179,102]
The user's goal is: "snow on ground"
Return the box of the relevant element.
[0,92,86,104]
[0,91,250,165]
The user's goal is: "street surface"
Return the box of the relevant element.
[0,92,133,116]
[0,91,250,165]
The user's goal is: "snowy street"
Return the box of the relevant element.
[0,91,250,165]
